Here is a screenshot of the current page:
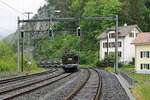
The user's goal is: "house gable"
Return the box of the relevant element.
[97,25,142,40]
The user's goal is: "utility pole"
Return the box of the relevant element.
[107,34,109,68]
[115,15,118,74]
[21,30,24,72]
[17,17,20,72]
[25,12,33,72]
[18,16,119,73]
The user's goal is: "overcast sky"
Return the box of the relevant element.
[0,0,46,38]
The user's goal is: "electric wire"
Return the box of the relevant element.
[0,0,27,18]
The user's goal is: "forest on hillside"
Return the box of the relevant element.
[1,0,150,68]
[29,0,150,64]
[42,0,150,32]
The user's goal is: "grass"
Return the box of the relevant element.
[0,55,45,76]
[80,64,95,68]
[131,74,150,100]
[105,66,134,73]
[106,66,150,100]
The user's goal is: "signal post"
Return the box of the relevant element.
[17,16,119,74]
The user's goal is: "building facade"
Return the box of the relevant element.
[132,32,150,74]
[97,25,142,64]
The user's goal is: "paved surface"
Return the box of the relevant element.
[99,70,130,100]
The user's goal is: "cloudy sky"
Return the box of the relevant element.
[0,0,46,38]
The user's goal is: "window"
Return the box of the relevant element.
[109,42,115,48]
[109,33,115,38]
[141,64,150,70]
[103,43,108,48]
[104,52,108,57]
[136,33,138,37]
[141,51,149,58]
[103,41,122,48]
[108,52,121,57]
[118,52,122,57]
[118,42,122,47]
[129,33,134,37]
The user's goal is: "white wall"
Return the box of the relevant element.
[99,28,140,64]
[100,30,124,62]
[124,28,140,63]
[100,38,124,60]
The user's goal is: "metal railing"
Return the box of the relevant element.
[120,68,134,88]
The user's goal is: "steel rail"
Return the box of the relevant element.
[65,68,102,100]
[1,73,71,100]
[0,69,57,85]
[0,72,65,95]
[65,69,91,100]
[93,69,102,100]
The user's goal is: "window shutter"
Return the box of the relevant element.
[148,64,150,70]
[141,52,143,58]
[141,64,143,69]
[148,51,149,58]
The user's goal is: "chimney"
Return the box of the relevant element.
[124,23,127,26]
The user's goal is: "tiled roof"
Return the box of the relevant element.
[97,25,142,40]
[132,32,150,44]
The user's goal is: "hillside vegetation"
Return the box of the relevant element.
[28,0,150,64]
[1,0,150,71]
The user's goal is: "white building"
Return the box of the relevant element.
[97,24,142,64]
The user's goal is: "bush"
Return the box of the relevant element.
[96,60,105,67]
[129,57,135,65]
[118,62,124,68]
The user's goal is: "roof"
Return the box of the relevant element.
[97,25,142,40]
[132,32,150,44]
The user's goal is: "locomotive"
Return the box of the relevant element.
[62,52,80,72]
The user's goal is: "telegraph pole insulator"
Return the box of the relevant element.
[77,27,80,37]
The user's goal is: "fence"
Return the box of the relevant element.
[120,68,134,88]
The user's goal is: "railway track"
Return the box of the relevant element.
[0,71,71,100]
[0,68,57,85]
[65,68,102,100]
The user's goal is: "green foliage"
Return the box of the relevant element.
[96,53,124,68]
[118,62,124,68]
[96,60,105,67]
[44,0,150,32]
[33,33,99,65]
[16,0,150,69]
[129,57,135,66]
[0,41,43,73]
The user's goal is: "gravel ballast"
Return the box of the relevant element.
[72,69,99,100]
[98,70,130,100]
[15,69,87,100]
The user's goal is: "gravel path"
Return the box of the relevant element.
[98,70,130,100]
[15,69,87,100]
